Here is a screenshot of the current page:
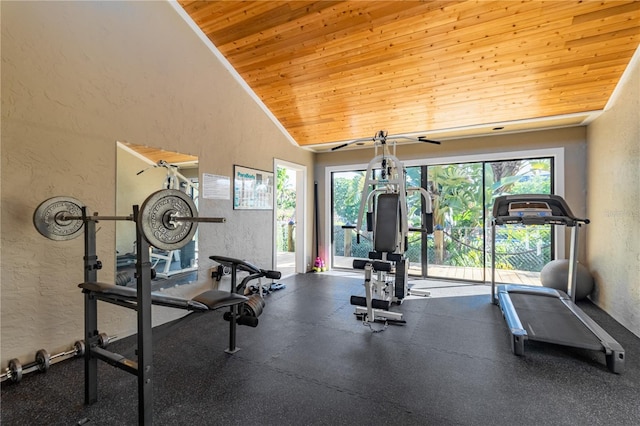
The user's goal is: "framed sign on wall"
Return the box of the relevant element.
[233,165,274,210]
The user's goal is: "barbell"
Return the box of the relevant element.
[33,189,225,250]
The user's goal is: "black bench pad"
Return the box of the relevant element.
[352,259,392,272]
[79,282,247,312]
[192,290,248,310]
[368,252,403,262]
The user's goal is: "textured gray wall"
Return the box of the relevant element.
[1,1,313,364]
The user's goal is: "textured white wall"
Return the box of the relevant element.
[1,1,313,365]
[586,50,640,337]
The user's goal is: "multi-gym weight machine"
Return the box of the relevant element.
[334,131,438,327]
[32,188,279,424]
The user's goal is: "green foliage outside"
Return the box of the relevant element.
[486,159,552,271]
[276,168,296,252]
[332,171,366,227]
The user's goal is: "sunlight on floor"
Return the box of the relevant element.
[320,268,496,299]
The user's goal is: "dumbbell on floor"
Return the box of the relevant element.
[1,333,113,384]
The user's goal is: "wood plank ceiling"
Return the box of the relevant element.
[179,1,640,149]
[119,141,199,166]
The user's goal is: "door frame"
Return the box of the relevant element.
[273,159,308,275]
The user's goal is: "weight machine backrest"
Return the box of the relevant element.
[374,193,400,253]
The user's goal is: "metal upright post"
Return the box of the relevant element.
[364,264,374,322]
[567,224,580,304]
[420,165,429,278]
[491,221,497,304]
[134,205,153,425]
[83,210,99,405]
[226,264,239,354]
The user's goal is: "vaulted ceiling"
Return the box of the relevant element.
[178,1,639,150]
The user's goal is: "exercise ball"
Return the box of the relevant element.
[540,259,594,300]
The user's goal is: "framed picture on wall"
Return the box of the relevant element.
[233,165,274,210]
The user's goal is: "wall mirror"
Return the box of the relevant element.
[116,141,199,291]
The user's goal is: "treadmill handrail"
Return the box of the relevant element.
[493,215,589,227]
[492,194,589,225]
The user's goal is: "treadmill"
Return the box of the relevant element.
[491,194,625,373]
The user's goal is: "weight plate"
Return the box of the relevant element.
[33,196,85,241]
[243,295,265,318]
[35,349,50,372]
[98,332,111,348]
[8,359,22,383]
[74,340,86,356]
[138,189,197,251]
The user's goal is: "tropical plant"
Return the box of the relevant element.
[332,171,365,225]
[276,167,296,222]
[427,164,483,229]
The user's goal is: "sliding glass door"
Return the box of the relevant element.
[421,157,553,283]
[424,162,485,280]
[331,156,553,284]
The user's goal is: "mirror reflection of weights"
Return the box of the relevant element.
[116,142,199,291]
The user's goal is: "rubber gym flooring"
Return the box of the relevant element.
[2,271,639,425]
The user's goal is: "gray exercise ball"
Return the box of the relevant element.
[540,259,594,300]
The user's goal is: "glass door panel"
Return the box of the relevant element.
[485,158,553,285]
[425,163,485,280]
[331,170,370,269]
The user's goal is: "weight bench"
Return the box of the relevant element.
[79,281,248,351]
[79,281,247,312]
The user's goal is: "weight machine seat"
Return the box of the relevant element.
[79,282,248,312]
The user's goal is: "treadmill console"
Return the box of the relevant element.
[492,194,589,226]
[508,201,552,217]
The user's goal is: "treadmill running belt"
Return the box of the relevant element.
[508,293,602,351]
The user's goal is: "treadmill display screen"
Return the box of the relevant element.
[508,201,552,217]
